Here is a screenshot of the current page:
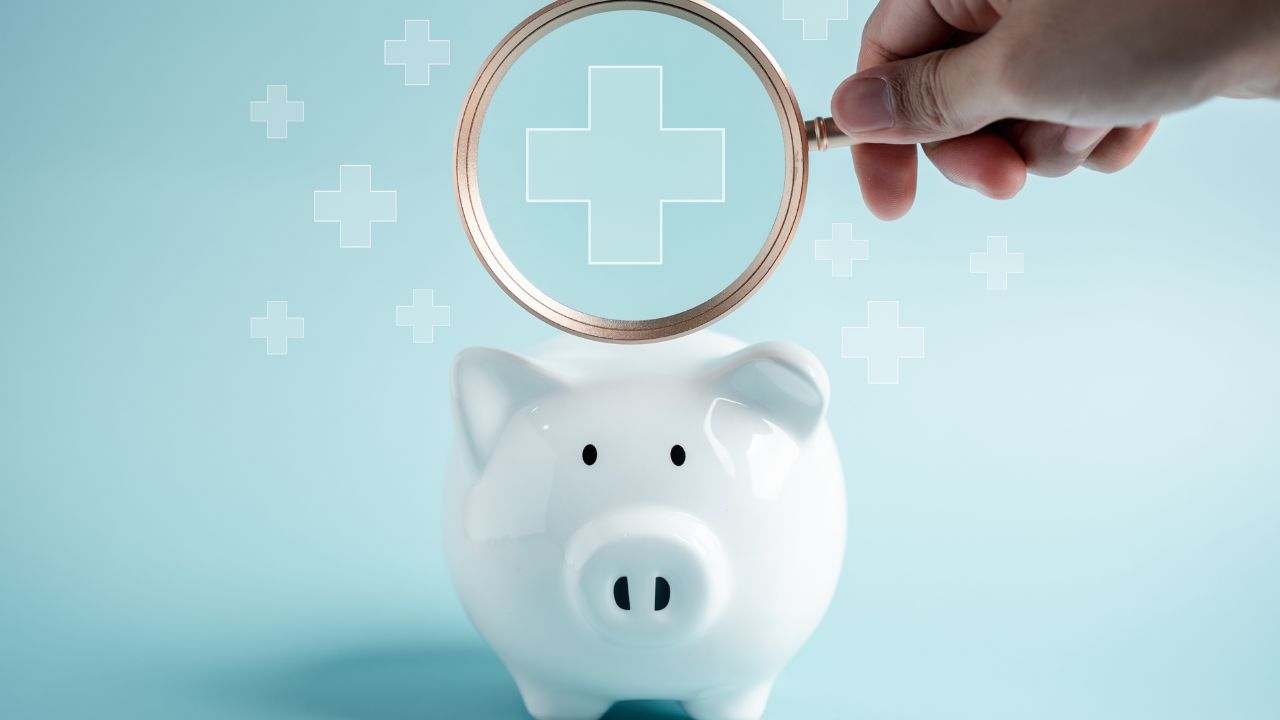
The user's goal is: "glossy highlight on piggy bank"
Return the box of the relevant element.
[446,333,846,720]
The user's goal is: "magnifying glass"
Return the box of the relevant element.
[455,0,854,343]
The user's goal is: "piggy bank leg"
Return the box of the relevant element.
[513,675,611,720]
[682,681,773,720]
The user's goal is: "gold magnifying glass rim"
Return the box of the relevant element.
[454,0,807,344]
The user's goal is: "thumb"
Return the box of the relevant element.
[831,43,1008,144]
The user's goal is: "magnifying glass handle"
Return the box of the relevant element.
[806,117,856,152]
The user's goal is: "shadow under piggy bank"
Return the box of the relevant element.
[240,642,690,720]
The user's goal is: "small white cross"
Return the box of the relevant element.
[815,222,869,277]
[841,301,925,385]
[313,165,398,249]
[385,20,451,86]
[395,289,451,344]
[249,84,304,139]
[970,235,1024,291]
[249,301,304,356]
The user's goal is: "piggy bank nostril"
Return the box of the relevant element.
[565,510,732,644]
[654,576,671,611]
[612,576,631,611]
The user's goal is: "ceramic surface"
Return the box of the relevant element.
[446,332,847,720]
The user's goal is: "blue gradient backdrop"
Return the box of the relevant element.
[2,2,1278,718]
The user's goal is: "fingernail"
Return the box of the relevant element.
[1062,126,1109,154]
[832,76,893,133]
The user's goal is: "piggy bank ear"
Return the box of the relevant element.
[705,342,830,438]
[452,348,565,468]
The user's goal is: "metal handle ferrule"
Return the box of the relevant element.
[807,116,855,152]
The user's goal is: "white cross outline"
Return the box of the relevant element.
[525,65,726,266]
[814,222,870,277]
[311,164,398,249]
[248,84,304,139]
[394,289,451,344]
[249,300,305,357]
[384,19,451,87]
[970,234,1025,291]
[840,300,926,385]
[782,0,850,41]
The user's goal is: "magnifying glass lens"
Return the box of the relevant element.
[477,9,786,322]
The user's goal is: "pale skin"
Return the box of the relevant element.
[829,0,1280,220]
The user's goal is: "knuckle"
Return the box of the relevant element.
[892,51,957,133]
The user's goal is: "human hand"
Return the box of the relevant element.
[831,0,1280,220]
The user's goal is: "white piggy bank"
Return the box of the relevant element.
[445,332,846,720]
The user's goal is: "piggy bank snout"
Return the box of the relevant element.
[565,509,729,647]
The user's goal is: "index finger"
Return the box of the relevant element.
[848,0,953,219]
[848,0,1011,219]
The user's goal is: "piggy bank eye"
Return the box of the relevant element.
[669,444,686,466]
[582,444,598,466]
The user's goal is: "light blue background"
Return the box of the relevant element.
[2,2,1278,719]
[481,9,782,319]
